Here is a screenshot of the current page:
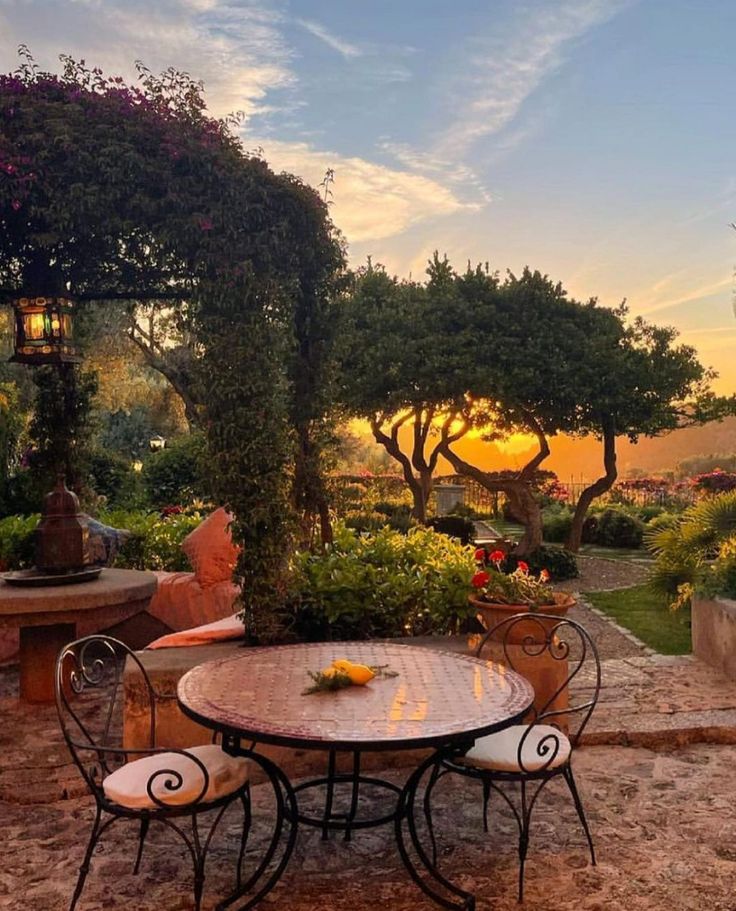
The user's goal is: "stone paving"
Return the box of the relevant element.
[4,561,736,910]
[3,743,736,910]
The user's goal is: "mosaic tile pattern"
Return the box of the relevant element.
[178,641,534,749]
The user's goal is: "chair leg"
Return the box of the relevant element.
[563,766,596,866]
[70,806,102,911]
[482,778,492,833]
[518,780,529,904]
[237,786,252,889]
[133,817,149,875]
[191,814,205,911]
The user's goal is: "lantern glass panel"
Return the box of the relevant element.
[24,311,46,340]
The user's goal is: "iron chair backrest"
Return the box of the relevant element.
[55,634,158,801]
[475,613,601,774]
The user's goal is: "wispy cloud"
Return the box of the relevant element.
[378,1,631,216]
[377,141,492,205]
[260,139,477,243]
[633,275,731,316]
[296,18,362,59]
[435,0,632,157]
[0,0,294,122]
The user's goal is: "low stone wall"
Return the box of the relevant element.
[692,596,736,680]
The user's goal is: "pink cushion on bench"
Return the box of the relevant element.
[182,508,239,587]
[147,613,245,649]
[147,571,239,632]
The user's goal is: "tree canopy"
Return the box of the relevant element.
[0,52,345,640]
[339,256,723,553]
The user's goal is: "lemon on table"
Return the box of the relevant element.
[331,659,354,673]
[345,664,375,686]
[320,665,341,678]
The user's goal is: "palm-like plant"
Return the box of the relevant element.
[648,492,736,602]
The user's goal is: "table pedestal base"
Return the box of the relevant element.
[19,623,75,703]
[218,743,474,911]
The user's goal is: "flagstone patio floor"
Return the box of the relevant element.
[3,559,736,910]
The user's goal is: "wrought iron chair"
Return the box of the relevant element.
[424,613,601,902]
[55,635,251,910]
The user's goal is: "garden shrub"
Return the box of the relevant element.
[649,492,736,602]
[583,509,644,548]
[427,515,475,545]
[141,434,209,507]
[699,537,736,600]
[288,523,476,640]
[0,514,39,570]
[448,503,482,520]
[504,545,579,581]
[88,448,141,508]
[343,510,416,535]
[373,501,412,520]
[102,509,203,572]
[542,505,573,543]
[637,505,666,523]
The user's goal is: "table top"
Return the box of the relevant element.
[0,568,157,619]
[177,641,534,751]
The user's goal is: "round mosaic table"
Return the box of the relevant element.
[178,641,535,911]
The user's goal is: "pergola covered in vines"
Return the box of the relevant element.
[0,54,345,640]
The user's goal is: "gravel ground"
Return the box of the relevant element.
[3,743,736,911]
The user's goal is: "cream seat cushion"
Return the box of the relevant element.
[103,744,248,810]
[458,725,571,773]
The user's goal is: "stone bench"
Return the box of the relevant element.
[123,636,475,782]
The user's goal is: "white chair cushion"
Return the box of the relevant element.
[103,744,248,810]
[457,725,571,773]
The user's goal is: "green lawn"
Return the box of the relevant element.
[578,544,652,563]
[585,584,692,655]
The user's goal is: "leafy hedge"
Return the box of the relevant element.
[141,435,209,507]
[0,514,39,570]
[583,509,644,549]
[102,509,202,571]
[0,509,201,573]
[288,523,477,640]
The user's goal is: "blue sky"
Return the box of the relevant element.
[2,0,736,388]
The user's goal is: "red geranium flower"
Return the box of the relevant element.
[474,547,486,562]
[540,569,550,582]
[471,570,490,589]
[517,560,529,574]
[489,549,505,565]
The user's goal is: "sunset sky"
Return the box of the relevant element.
[2,0,736,395]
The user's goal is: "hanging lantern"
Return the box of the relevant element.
[10,295,81,364]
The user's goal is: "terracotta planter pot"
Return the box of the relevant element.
[470,592,576,731]
[470,592,575,644]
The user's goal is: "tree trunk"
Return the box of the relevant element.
[504,483,543,555]
[128,329,203,429]
[437,438,541,554]
[565,415,618,552]
[438,415,548,556]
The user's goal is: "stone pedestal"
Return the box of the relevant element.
[435,484,466,516]
[0,568,158,703]
[19,622,75,703]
